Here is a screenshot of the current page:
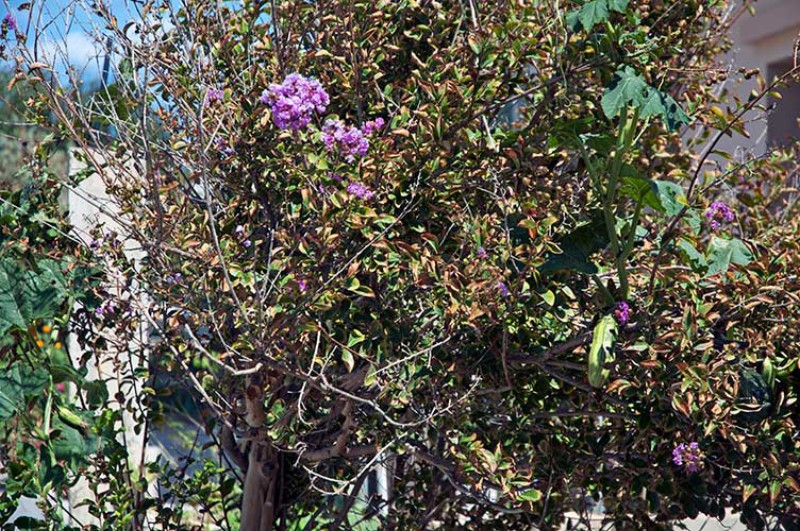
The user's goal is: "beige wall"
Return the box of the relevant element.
[713,0,800,159]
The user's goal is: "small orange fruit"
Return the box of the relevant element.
[54,342,63,349]
[36,339,45,348]
[42,324,52,334]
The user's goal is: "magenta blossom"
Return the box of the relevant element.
[614,301,630,325]
[705,201,735,231]
[322,119,369,163]
[261,73,329,130]
[361,117,385,135]
[2,13,16,33]
[298,279,308,292]
[672,442,703,473]
[497,281,510,298]
[346,181,374,200]
[205,88,224,105]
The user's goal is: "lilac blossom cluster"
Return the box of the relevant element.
[672,442,703,473]
[321,120,369,163]
[215,137,235,157]
[705,201,735,231]
[94,300,117,319]
[2,13,16,32]
[346,181,374,200]
[234,225,251,248]
[166,273,183,285]
[614,301,630,325]
[205,88,224,105]
[261,73,329,131]
[321,117,385,163]
[497,281,510,298]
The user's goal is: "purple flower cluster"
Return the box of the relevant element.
[2,13,16,32]
[205,88,224,105]
[166,272,183,285]
[346,181,374,200]
[672,442,703,473]
[705,201,735,231]
[94,300,117,318]
[361,117,385,136]
[614,301,630,325]
[297,278,308,292]
[497,281,510,298]
[261,73,329,131]
[477,246,488,259]
[234,225,251,248]
[215,137,235,157]
[322,120,369,163]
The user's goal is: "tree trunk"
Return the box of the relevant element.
[241,440,280,531]
[240,374,279,530]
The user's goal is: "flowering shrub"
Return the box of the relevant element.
[261,73,330,131]
[4,0,800,529]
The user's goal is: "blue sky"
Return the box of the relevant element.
[4,0,166,82]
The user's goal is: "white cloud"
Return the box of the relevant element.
[36,30,108,82]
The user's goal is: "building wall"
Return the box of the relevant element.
[714,0,800,159]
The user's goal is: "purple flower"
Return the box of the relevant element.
[705,201,735,231]
[3,13,16,33]
[322,119,369,163]
[261,73,329,131]
[215,137,235,156]
[234,225,245,237]
[242,239,252,248]
[477,246,488,259]
[346,181,374,200]
[298,279,308,292]
[361,117,385,136]
[672,442,703,473]
[329,172,343,183]
[166,273,182,285]
[205,88,224,105]
[94,300,117,318]
[497,281,509,298]
[614,301,630,325]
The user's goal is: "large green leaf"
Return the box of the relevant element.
[539,211,609,274]
[639,88,690,131]
[601,66,649,119]
[0,365,49,420]
[602,66,690,131]
[677,238,708,271]
[588,315,618,388]
[0,258,66,336]
[567,0,630,31]
[706,237,754,276]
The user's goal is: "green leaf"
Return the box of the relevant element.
[639,88,690,131]
[517,489,543,502]
[0,374,24,420]
[341,350,355,372]
[602,67,690,131]
[0,259,66,336]
[540,290,556,307]
[588,315,618,388]
[706,237,754,276]
[0,365,48,420]
[677,238,708,271]
[607,0,630,10]
[601,66,649,119]
[540,211,609,274]
[567,0,627,31]
[576,0,608,31]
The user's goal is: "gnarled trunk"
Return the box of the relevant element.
[241,440,280,531]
